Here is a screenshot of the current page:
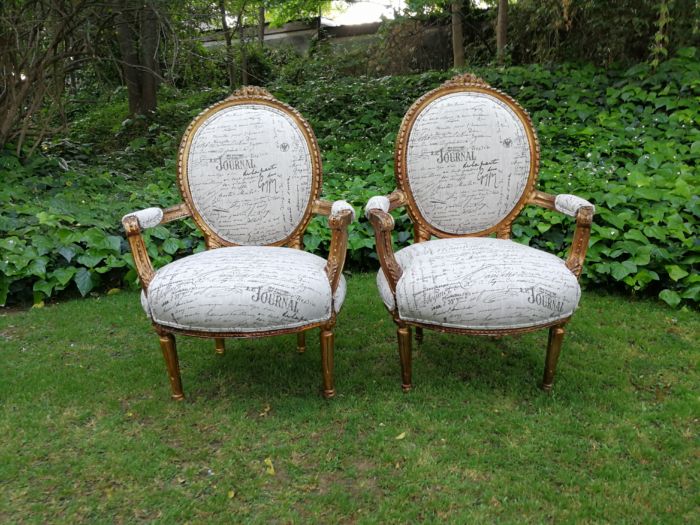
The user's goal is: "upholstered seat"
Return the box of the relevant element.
[142,246,346,333]
[377,237,580,331]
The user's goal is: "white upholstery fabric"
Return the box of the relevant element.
[406,92,532,234]
[365,195,391,218]
[377,238,580,330]
[330,200,356,221]
[555,194,595,217]
[122,207,163,230]
[186,104,313,245]
[142,246,345,333]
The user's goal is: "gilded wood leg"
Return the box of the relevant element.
[415,327,424,344]
[214,338,225,355]
[542,324,566,392]
[159,333,184,400]
[397,325,412,392]
[297,331,306,354]
[319,328,335,399]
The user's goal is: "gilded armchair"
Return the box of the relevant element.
[365,74,594,392]
[122,86,354,400]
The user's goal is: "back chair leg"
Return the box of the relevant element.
[415,327,424,344]
[297,331,306,354]
[158,333,184,400]
[214,338,225,355]
[319,327,335,398]
[542,323,566,392]
[397,324,413,392]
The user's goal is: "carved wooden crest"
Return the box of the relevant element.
[227,85,274,100]
[442,73,489,88]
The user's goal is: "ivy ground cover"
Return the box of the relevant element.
[1,49,698,307]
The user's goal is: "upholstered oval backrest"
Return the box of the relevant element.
[178,88,321,246]
[397,75,539,236]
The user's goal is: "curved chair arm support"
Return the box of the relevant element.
[365,190,408,295]
[366,209,402,297]
[529,190,595,279]
[324,203,354,292]
[121,203,191,291]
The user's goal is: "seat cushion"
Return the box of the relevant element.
[377,237,580,330]
[142,246,345,333]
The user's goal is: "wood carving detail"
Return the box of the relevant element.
[228,85,274,100]
[325,209,353,293]
[443,73,489,87]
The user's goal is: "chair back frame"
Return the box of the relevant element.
[176,86,323,249]
[394,74,541,239]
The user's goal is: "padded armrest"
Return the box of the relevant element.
[121,207,163,230]
[330,200,356,222]
[365,195,391,218]
[554,194,595,217]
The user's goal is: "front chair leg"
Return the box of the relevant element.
[319,327,335,398]
[214,338,225,355]
[158,333,184,400]
[297,331,306,354]
[397,324,412,392]
[542,323,566,392]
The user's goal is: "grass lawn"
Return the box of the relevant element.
[1,273,698,523]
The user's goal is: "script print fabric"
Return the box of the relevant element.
[186,104,313,245]
[377,238,580,330]
[142,247,345,332]
[406,92,532,234]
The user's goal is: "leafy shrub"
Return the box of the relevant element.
[1,49,697,307]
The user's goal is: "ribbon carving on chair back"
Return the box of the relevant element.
[177,86,322,246]
[396,74,540,237]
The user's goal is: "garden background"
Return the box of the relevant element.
[1,0,698,309]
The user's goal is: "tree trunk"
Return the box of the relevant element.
[139,2,158,113]
[237,11,248,85]
[451,1,465,68]
[115,0,160,115]
[115,4,141,115]
[258,5,265,45]
[218,0,236,87]
[496,0,508,64]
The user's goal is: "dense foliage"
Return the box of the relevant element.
[1,49,698,307]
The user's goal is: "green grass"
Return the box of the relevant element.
[1,273,698,523]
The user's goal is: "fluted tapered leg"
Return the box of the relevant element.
[397,325,412,392]
[297,331,306,354]
[415,327,424,344]
[214,338,225,355]
[542,324,566,392]
[319,328,335,398]
[159,333,184,400]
